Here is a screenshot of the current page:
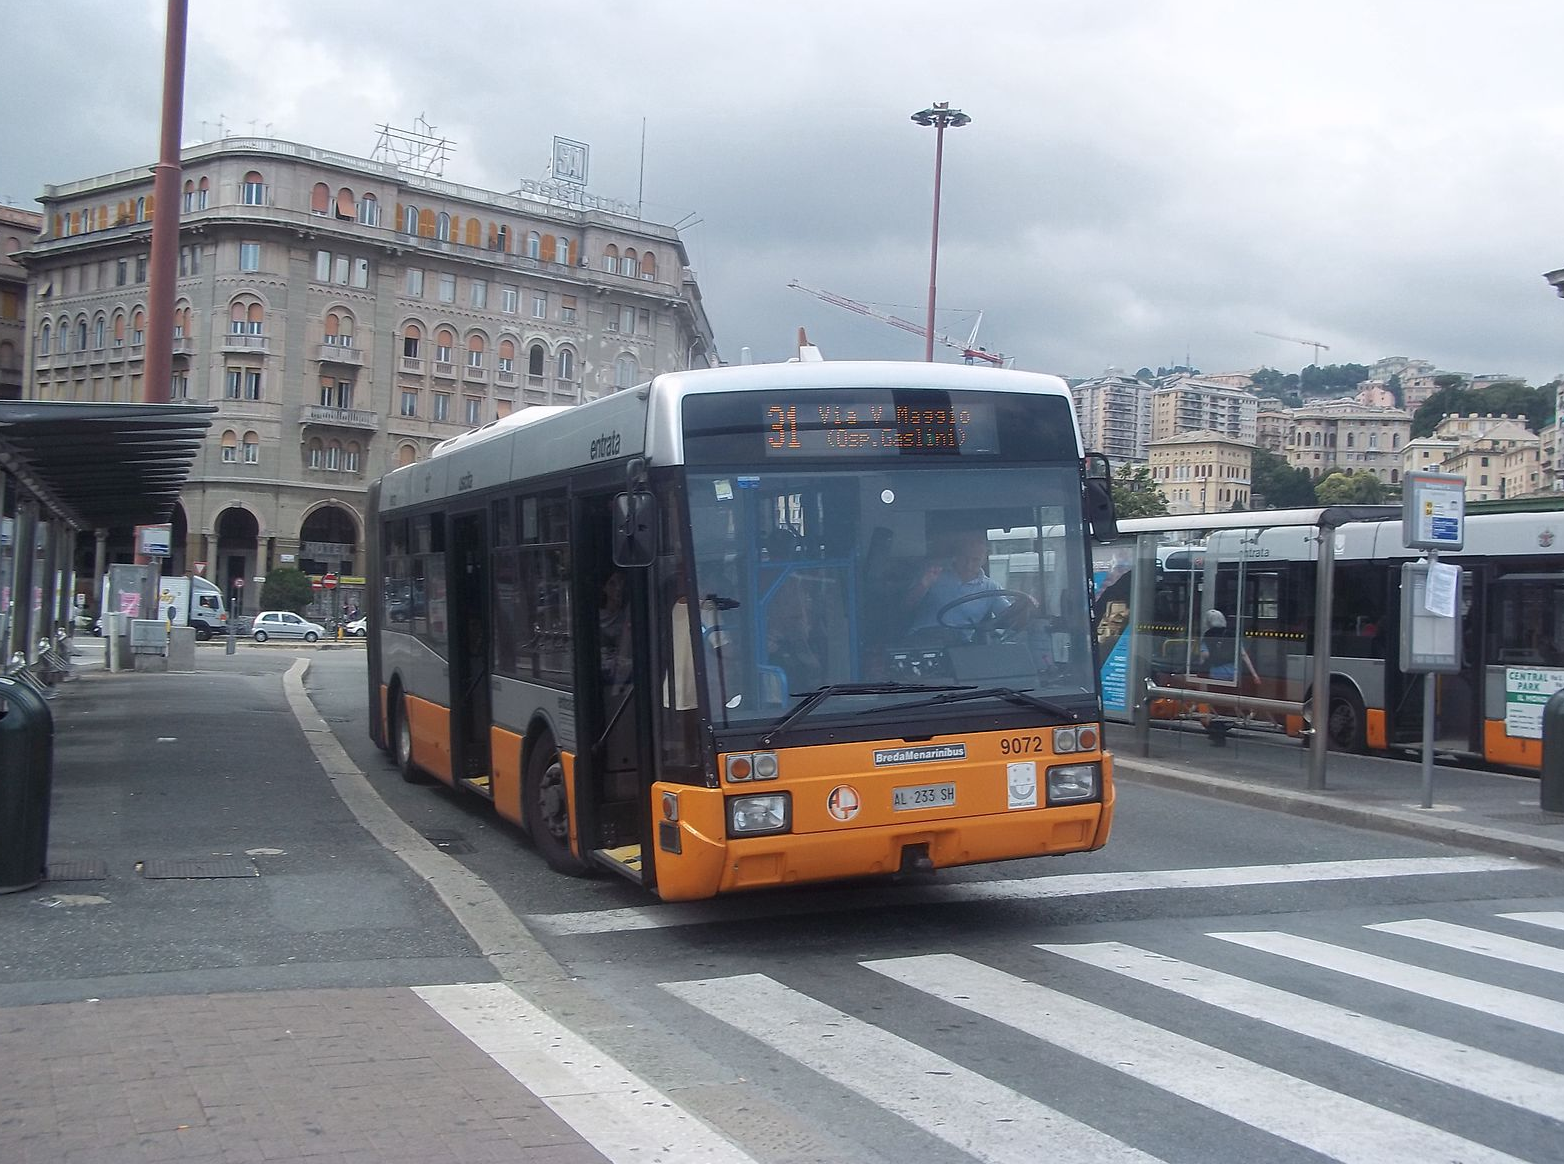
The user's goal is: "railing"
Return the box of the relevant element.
[299,404,380,431]
[222,334,270,354]
[317,343,362,366]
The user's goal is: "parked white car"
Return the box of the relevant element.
[251,611,326,643]
[344,616,368,637]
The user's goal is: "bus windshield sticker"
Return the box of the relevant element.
[714,479,733,501]
[873,743,967,766]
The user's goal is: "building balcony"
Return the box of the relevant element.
[299,404,381,431]
[432,361,456,381]
[317,343,362,367]
[401,355,423,375]
[496,369,517,388]
[462,364,487,384]
[222,333,270,355]
[171,336,194,357]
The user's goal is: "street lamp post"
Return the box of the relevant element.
[910,102,971,363]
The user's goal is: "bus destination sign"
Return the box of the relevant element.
[764,398,999,457]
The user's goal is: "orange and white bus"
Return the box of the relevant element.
[1097,503,1564,771]
[367,360,1119,900]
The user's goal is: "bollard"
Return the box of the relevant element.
[1541,688,1564,814]
[0,675,54,893]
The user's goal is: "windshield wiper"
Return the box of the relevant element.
[897,686,1081,721]
[758,682,973,747]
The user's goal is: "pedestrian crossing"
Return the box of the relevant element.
[655,910,1564,1164]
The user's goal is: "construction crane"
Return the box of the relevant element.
[1254,330,1331,366]
[788,280,1008,366]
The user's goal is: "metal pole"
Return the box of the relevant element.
[143,0,188,405]
[1308,520,1336,790]
[1420,549,1439,809]
[924,121,945,363]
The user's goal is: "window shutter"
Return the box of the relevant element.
[567,239,578,267]
[540,233,555,261]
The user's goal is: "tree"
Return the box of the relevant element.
[1249,448,1316,509]
[1411,381,1476,439]
[260,567,316,615]
[1313,470,1386,505]
[1111,462,1169,519]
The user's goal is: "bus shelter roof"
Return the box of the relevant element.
[0,401,217,531]
[1120,505,1400,535]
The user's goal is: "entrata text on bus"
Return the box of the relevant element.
[366,361,1120,901]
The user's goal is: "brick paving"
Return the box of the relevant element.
[0,987,610,1163]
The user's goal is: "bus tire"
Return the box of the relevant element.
[393,691,433,783]
[194,624,212,642]
[1327,683,1367,753]
[524,732,591,876]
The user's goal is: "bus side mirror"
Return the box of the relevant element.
[612,491,657,568]
[1082,452,1119,543]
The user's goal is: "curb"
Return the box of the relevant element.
[1113,753,1564,869]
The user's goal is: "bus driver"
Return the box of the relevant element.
[906,529,1019,639]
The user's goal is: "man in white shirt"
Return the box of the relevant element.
[906,529,1013,637]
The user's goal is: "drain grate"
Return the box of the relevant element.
[46,860,109,882]
[139,858,259,879]
[421,831,475,854]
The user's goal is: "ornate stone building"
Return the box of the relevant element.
[15,137,716,613]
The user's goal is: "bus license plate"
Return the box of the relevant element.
[893,782,956,811]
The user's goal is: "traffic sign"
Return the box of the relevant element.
[322,573,338,590]
[312,580,323,591]
[234,577,244,589]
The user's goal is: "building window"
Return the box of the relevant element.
[554,236,570,265]
[527,232,541,260]
[470,279,487,309]
[560,295,577,324]
[465,396,482,426]
[614,354,637,389]
[93,316,105,349]
[39,322,50,354]
[307,439,323,468]
[438,273,456,303]
[433,392,450,422]
[315,250,332,281]
[241,171,267,206]
[220,431,238,462]
[116,259,127,286]
[529,344,546,378]
[135,255,148,283]
[311,183,330,216]
[406,267,424,297]
[436,212,451,242]
[605,307,618,333]
[602,244,618,273]
[403,326,421,359]
[357,194,379,226]
[435,329,454,363]
[352,257,370,288]
[400,389,418,417]
[132,311,145,345]
[344,443,361,473]
[183,180,197,213]
[240,242,261,272]
[467,335,484,368]
[244,370,261,400]
[197,177,209,210]
[531,292,547,319]
[501,284,518,314]
[334,254,350,285]
[75,318,87,350]
[243,431,259,464]
[557,348,575,381]
[171,372,189,399]
[402,205,418,234]
[622,306,636,334]
[323,441,340,471]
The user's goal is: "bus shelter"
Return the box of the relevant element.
[1098,505,1398,789]
[0,402,214,683]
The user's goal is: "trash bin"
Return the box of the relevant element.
[0,676,53,893]
[1541,688,1564,814]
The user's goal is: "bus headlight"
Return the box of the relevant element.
[727,792,791,837]
[1046,762,1100,804]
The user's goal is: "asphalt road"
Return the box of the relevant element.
[305,650,1564,1164]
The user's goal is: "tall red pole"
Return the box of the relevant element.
[924,121,945,363]
[143,0,188,405]
[911,103,970,363]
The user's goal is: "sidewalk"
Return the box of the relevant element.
[1110,717,1564,868]
[0,641,608,1164]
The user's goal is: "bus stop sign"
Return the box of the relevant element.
[1402,470,1465,551]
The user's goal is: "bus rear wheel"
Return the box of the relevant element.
[524,733,590,876]
[1327,684,1367,753]
[394,691,432,783]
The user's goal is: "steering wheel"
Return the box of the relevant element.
[936,589,1038,643]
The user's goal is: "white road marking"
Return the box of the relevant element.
[1211,931,1564,1035]
[865,953,1530,1164]
[1366,918,1564,974]
[529,855,1522,935]
[660,972,1165,1164]
[416,982,761,1164]
[1039,939,1564,1121]
[1500,910,1564,932]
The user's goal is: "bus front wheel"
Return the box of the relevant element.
[1327,684,1367,753]
[524,733,590,876]
[393,691,432,783]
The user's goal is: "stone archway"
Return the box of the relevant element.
[297,504,359,575]
[215,506,260,615]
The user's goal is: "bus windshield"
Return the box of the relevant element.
[683,464,1097,729]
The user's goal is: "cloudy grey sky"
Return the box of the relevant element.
[7,0,1564,384]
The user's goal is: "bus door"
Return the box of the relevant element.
[448,510,492,789]
[576,492,651,880]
